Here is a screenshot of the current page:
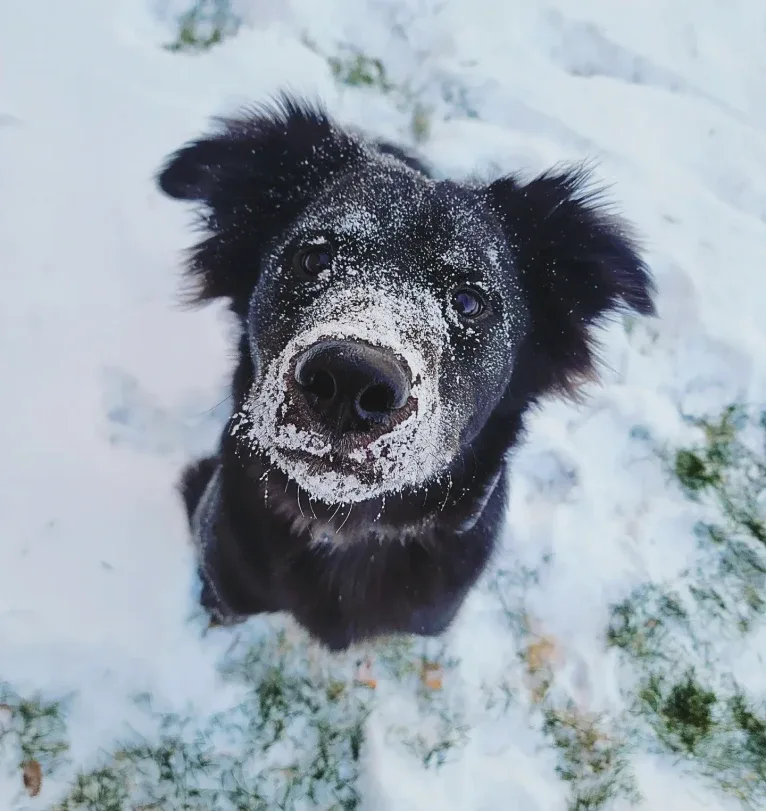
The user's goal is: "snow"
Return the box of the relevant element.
[1,0,765,809]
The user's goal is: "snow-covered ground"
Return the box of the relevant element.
[2,1,766,808]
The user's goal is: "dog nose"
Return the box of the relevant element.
[294,340,411,429]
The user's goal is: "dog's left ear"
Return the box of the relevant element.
[487,166,656,397]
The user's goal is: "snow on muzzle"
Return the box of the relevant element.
[231,287,454,504]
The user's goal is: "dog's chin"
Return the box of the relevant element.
[271,427,403,487]
[256,410,439,506]
[258,445,393,506]
[279,446,379,486]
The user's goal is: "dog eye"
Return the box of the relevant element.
[452,287,485,319]
[295,244,333,277]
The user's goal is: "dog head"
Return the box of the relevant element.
[158,95,655,509]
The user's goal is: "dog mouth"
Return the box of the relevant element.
[275,384,419,470]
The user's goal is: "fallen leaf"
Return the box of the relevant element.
[22,759,42,797]
[523,628,562,704]
[525,636,558,675]
[420,661,444,690]
[354,657,377,689]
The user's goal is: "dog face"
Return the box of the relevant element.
[158,96,654,508]
[233,162,531,505]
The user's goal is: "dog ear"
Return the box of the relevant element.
[157,135,237,202]
[487,165,656,398]
[156,94,364,310]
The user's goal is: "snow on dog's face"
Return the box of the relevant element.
[157,95,655,508]
[231,166,526,503]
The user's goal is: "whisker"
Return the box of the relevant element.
[330,501,343,523]
[338,502,354,532]
[440,471,453,512]
[195,392,233,418]
[297,486,306,520]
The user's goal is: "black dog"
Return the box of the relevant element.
[157,94,655,651]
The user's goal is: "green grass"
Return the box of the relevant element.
[164,4,481,146]
[327,51,395,94]
[318,44,479,146]
[302,39,434,145]
[0,684,70,800]
[164,0,240,53]
[0,630,471,809]
[485,404,766,809]
[638,670,717,756]
[606,404,766,808]
[541,703,639,811]
[489,563,639,811]
[53,632,370,810]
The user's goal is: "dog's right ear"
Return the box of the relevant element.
[156,94,364,309]
[157,136,237,202]
[156,94,362,206]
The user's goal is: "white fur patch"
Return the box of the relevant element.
[231,286,455,504]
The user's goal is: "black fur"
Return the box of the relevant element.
[158,93,656,651]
